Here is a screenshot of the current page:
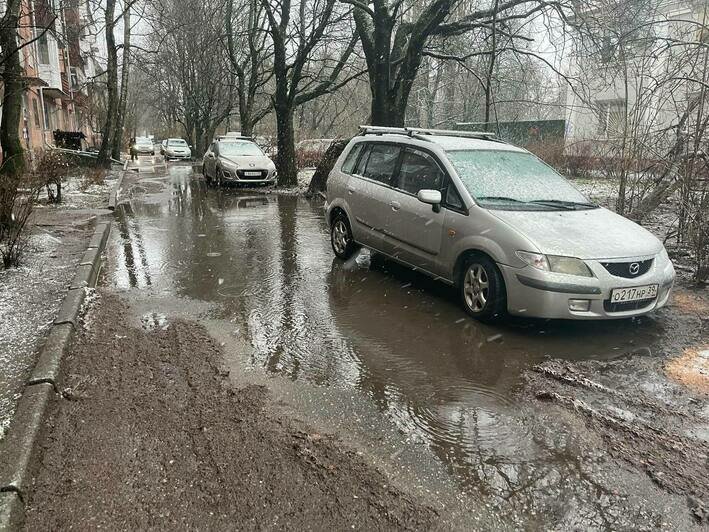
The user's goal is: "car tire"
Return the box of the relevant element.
[330,213,359,260]
[460,254,507,322]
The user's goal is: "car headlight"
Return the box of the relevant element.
[222,161,238,171]
[517,251,593,277]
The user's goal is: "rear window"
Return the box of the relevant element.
[341,143,363,174]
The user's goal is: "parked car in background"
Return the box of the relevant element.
[203,135,276,186]
[164,138,192,161]
[134,137,155,155]
[296,138,334,168]
[326,126,675,322]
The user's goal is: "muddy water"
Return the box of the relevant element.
[110,165,698,529]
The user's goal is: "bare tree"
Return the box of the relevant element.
[225,0,273,136]
[260,0,359,185]
[349,0,565,126]
[97,0,119,166]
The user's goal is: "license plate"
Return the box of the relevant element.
[610,284,658,303]
[244,171,261,177]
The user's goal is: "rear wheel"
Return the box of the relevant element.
[330,213,358,259]
[460,254,506,322]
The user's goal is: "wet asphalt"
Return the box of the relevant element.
[107,159,705,529]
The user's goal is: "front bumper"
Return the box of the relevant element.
[500,256,675,320]
[165,152,191,160]
[220,168,276,185]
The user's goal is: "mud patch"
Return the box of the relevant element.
[672,290,709,317]
[666,347,709,395]
[24,292,439,530]
[524,359,709,524]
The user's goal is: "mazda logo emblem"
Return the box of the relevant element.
[629,262,640,275]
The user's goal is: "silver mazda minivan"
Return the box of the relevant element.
[325,127,675,321]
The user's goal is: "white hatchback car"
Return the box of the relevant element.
[326,127,675,321]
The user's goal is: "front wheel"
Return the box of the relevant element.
[460,255,506,322]
[330,214,359,259]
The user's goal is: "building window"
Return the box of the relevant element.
[32,98,41,128]
[37,33,51,65]
[596,99,626,138]
[43,99,53,130]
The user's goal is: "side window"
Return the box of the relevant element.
[361,144,401,185]
[397,148,443,195]
[341,143,363,174]
[353,144,371,175]
[445,185,465,210]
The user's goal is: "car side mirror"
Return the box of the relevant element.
[417,189,442,212]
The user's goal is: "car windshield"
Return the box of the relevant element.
[169,139,187,147]
[219,141,263,157]
[136,138,151,145]
[447,149,595,210]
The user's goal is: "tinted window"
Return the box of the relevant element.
[360,144,401,185]
[397,148,443,195]
[341,143,363,174]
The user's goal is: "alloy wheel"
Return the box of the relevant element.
[332,220,349,255]
[463,264,489,313]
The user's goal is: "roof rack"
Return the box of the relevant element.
[359,125,500,142]
[216,133,254,141]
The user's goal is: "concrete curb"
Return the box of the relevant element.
[108,160,128,211]
[0,221,111,530]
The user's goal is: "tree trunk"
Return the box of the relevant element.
[275,105,297,186]
[0,0,25,182]
[98,0,118,167]
[113,2,132,160]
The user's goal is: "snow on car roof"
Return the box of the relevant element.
[425,135,526,153]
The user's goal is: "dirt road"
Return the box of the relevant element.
[24,291,439,530]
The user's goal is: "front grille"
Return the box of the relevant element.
[237,169,268,180]
[601,258,653,279]
[604,297,656,313]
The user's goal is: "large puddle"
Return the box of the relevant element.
[110,166,696,528]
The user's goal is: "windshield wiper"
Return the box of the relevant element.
[476,196,528,203]
[529,199,597,210]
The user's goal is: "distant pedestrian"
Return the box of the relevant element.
[130,137,137,161]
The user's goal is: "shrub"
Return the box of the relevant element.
[0,171,42,269]
[34,150,79,203]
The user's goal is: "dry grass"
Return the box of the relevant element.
[665,347,709,395]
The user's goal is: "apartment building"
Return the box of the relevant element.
[1,0,106,155]
[564,0,708,155]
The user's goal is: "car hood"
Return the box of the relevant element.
[220,155,275,169]
[490,207,662,260]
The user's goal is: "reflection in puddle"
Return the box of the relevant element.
[110,168,690,528]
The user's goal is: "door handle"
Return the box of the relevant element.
[347,187,355,195]
[389,201,401,211]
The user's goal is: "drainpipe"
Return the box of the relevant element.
[61,5,76,131]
